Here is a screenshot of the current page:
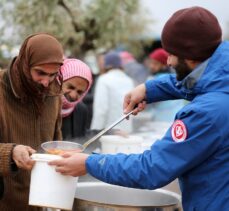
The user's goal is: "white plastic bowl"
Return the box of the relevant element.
[41,141,83,155]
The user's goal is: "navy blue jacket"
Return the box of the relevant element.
[86,41,229,211]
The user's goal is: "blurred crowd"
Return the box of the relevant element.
[61,46,186,141]
[0,44,186,141]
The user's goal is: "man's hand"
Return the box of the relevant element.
[12,145,36,170]
[123,84,147,115]
[48,153,89,177]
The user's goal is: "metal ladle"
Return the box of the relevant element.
[41,110,134,154]
[81,110,134,151]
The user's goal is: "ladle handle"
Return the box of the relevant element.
[82,110,134,150]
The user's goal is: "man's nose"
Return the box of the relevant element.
[167,57,171,66]
[40,78,50,87]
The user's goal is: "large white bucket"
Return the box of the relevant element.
[29,153,78,210]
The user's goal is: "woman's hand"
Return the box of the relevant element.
[12,145,36,170]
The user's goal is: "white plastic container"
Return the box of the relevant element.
[133,132,164,152]
[99,135,143,154]
[29,153,78,210]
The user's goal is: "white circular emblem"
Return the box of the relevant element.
[171,120,187,142]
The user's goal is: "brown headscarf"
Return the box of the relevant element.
[9,33,64,116]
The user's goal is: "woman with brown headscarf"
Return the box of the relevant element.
[0,33,64,210]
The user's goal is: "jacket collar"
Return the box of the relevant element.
[176,59,209,90]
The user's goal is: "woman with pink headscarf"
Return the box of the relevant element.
[61,58,93,139]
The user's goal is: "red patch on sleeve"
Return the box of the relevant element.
[171,120,187,142]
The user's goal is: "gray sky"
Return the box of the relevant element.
[142,0,229,38]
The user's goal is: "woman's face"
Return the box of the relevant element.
[62,77,89,102]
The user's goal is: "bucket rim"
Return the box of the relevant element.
[31,153,62,162]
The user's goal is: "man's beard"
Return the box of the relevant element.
[173,59,192,81]
[33,81,50,96]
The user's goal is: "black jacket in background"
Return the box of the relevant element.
[62,102,88,140]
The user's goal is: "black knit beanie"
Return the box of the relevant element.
[161,6,222,61]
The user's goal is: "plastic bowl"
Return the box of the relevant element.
[41,141,83,155]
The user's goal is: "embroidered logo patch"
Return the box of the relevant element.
[171,120,187,142]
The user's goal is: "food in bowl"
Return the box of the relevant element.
[46,148,82,155]
[41,141,83,155]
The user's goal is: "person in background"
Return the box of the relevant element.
[82,51,107,129]
[148,48,170,78]
[0,33,63,210]
[90,51,134,133]
[61,58,93,139]
[148,48,185,122]
[120,51,149,85]
[49,7,229,210]
[96,51,107,75]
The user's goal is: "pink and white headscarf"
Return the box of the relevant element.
[61,58,93,117]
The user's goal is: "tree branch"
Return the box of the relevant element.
[57,0,105,53]
[57,0,81,32]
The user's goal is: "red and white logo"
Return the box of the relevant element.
[171,120,187,142]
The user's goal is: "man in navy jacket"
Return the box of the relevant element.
[49,7,229,210]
